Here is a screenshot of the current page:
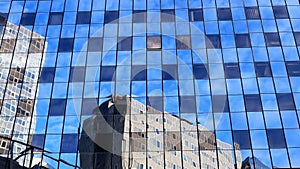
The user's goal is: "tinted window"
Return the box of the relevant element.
[273,6,289,19]
[245,7,260,19]
[206,35,221,49]
[235,34,251,48]
[224,63,240,79]
[49,99,66,116]
[101,66,116,81]
[104,11,119,24]
[233,130,251,149]
[267,129,286,148]
[40,67,55,83]
[59,38,74,52]
[217,8,232,20]
[189,9,203,21]
[0,13,8,26]
[286,61,300,76]
[49,12,63,25]
[118,37,132,51]
[61,134,78,153]
[77,11,91,24]
[20,13,36,25]
[244,94,262,112]
[264,33,281,47]
[255,62,272,77]
[277,93,296,110]
[294,32,300,46]
[193,64,208,79]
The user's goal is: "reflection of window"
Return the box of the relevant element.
[147,36,161,49]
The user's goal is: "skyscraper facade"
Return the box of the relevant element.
[0,0,300,168]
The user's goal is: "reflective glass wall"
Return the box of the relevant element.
[0,0,300,168]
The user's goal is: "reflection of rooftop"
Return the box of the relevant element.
[79,94,242,169]
[242,157,270,169]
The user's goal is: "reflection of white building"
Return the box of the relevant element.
[0,15,46,167]
[79,95,242,169]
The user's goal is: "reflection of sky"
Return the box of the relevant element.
[3,2,292,167]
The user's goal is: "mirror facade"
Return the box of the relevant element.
[0,0,300,168]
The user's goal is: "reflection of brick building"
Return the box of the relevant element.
[79,95,242,169]
[0,14,46,167]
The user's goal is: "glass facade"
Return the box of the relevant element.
[0,0,300,168]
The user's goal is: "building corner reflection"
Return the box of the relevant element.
[79,95,248,169]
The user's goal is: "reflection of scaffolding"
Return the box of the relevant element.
[0,135,78,169]
[79,95,242,169]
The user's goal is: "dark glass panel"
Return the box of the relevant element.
[244,94,262,112]
[217,8,232,20]
[104,11,119,24]
[39,67,55,83]
[235,34,251,48]
[224,63,240,79]
[264,33,281,47]
[189,9,203,21]
[20,13,36,25]
[245,7,260,20]
[193,64,208,79]
[233,130,251,149]
[118,37,132,51]
[273,6,289,19]
[101,66,116,82]
[267,129,286,148]
[59,38,74,52]
[277,93,296,110]
[255,62,272,77]
[286,61,300,76]
[77,11,91,24]
[49,99,67,116]
[206,35,221,49]
[61,134,78,153]
[49,12,63,25]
